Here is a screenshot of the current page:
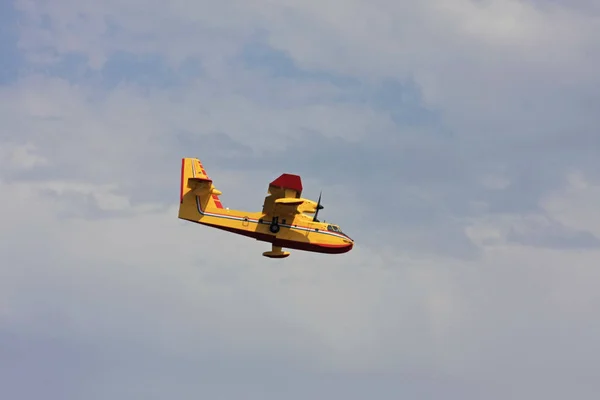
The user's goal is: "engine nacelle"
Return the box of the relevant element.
[297,199,319,214]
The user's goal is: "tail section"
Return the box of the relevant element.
[179,158,224,222]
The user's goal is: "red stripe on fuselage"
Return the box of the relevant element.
[192,222,352,254]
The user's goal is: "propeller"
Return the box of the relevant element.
[313,191,324,222]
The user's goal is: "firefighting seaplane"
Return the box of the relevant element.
[178,157,354,258]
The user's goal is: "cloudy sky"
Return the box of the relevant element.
[2,0,600,398]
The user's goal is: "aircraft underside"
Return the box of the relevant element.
[203,222,353,257]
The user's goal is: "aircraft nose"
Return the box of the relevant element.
[344,239,354,252]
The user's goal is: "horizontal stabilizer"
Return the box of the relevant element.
[188,177,222,195]
[188,177,213,186]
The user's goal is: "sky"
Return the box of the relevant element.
[1,0,600,398]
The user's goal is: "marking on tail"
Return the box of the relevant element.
[212,194,224,208]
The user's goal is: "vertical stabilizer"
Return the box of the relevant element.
[178,158,223,221]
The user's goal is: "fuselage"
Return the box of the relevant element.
[181,195,354,254]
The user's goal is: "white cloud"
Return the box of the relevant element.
[3,0,600,397]
[260,0,599,137]
[14,0,600,150]
[4,172,600,383]
[0,177,449,373]
[542,171,600,237]
[0,142,48,170]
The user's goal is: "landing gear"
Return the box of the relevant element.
[269,224,280,233]
[269,216,280,234]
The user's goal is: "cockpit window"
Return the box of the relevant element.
[326,224,345,233]
[327,225,342,232]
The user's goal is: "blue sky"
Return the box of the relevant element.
[2,1,600,399]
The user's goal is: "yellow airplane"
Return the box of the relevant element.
[178,157,354,258]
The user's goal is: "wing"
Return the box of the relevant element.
[261,173,304,217]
